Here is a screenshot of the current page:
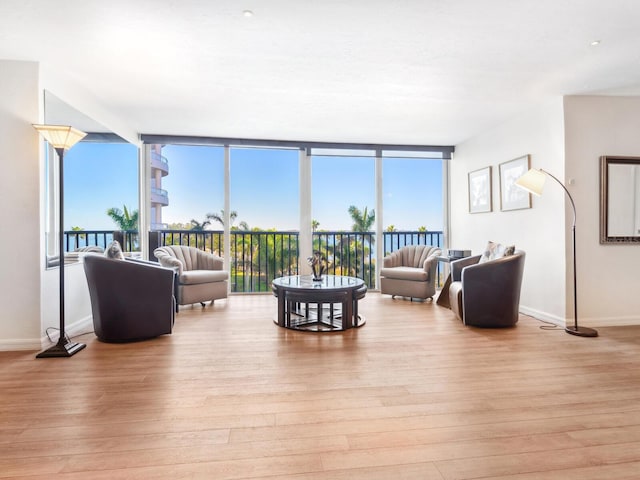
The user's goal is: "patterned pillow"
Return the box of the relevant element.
[479,241,515,263]
[104,240,125,260]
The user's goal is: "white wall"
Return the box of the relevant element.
[564,96,640,326]
[0,60,42,349]
[452,95,640,327]
[451,97,569,324]
[40,64,139,145]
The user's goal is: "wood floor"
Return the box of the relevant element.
[2,293,640,479]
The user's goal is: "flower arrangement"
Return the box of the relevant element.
[307,251,328,281]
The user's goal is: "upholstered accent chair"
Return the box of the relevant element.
[380,245,442,300]
[83,255,175,342]
[448,250,526,327]
[154,245,228,309]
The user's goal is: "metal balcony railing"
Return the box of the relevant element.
[64,230,139,253]
[65,229,444,292]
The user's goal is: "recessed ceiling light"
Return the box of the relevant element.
[590,40,601,46]
[243,10,254,17]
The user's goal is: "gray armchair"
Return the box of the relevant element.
[380,245,442,300]
[154,245,228,309]
[448,250,525,327]
[83,255,175,342]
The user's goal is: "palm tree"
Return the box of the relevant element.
[348,205,375,233]
[206,209,238,228]
[70,226,86,250]
[386,225,396,232]
[234,220,250,231]
[346,206,376,283]
[189,218,211,249]
[311,219,320,232]
[106,205,139,250]
[189,218,210,231]
[106,205,139,230]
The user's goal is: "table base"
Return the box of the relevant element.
[274,302,366,332]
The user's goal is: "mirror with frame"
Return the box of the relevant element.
[600,155,640,244]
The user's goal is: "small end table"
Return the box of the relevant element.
[436,252,471,307]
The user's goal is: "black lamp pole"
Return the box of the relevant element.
[35,126,87,358]
[541,170,598,337]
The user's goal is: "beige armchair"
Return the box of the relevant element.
[380,245,442,300]
[154,245,228,310]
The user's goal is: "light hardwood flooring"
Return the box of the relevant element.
[2,293,640,479]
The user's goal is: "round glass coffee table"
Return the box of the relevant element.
[272,275,367,331]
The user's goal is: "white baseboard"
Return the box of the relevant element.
[519,305,565,327]
[519,305,640,328]
[0,338,41,352]
[40,315,94,346]
[581,315,640,327]
[0,316,94,352]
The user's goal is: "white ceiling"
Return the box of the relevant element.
[2,0,640,146]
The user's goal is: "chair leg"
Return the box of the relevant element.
[200,302,206,307]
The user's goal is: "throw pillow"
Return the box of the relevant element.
[479,241,516,263]
[105,240,125,260]
[479,241,503,263]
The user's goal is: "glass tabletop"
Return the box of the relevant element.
[272,275,364,291]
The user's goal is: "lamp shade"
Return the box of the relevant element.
[33,124,87,151]
[515,168,546,196]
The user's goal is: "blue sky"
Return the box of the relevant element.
[64,143,443,232]
[65,142,139,230]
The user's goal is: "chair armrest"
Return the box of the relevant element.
[383,250,400,268]
[450,255,481,282]
[422,256,438,280]
[156,255,184,275]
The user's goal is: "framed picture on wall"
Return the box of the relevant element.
[499,155,531,211]
[468,166,492,213]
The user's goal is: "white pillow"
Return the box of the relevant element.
[478,241,515,264]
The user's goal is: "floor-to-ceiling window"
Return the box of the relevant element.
[382,154,444,255]
[52,140,139,262]
[230,147,299,291]
[150,144,224,253]
[141,135,452,292]
[311,151,376,286]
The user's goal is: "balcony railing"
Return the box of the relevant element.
[153,230,299,293]
[66,229,444,293]
[64,230,139,253]
[150,151,169,175]
[150,187,169,206]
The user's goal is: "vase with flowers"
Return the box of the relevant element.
[307,251,328,281]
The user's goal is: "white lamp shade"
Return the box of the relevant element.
[33,124,87,151]
[515,168,546,196]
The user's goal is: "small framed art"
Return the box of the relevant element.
[499,155,531,211]
[468,166,492,213]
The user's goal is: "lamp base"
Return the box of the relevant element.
[565,326,598,337]
[36,341,86,358]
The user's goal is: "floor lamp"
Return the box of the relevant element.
[34,124,88,357]
[515,168,598,337]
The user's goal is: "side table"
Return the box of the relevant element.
[436,252,471,307]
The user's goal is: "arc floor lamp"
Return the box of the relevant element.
[34,124,88,357]
[515,168,598,337]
